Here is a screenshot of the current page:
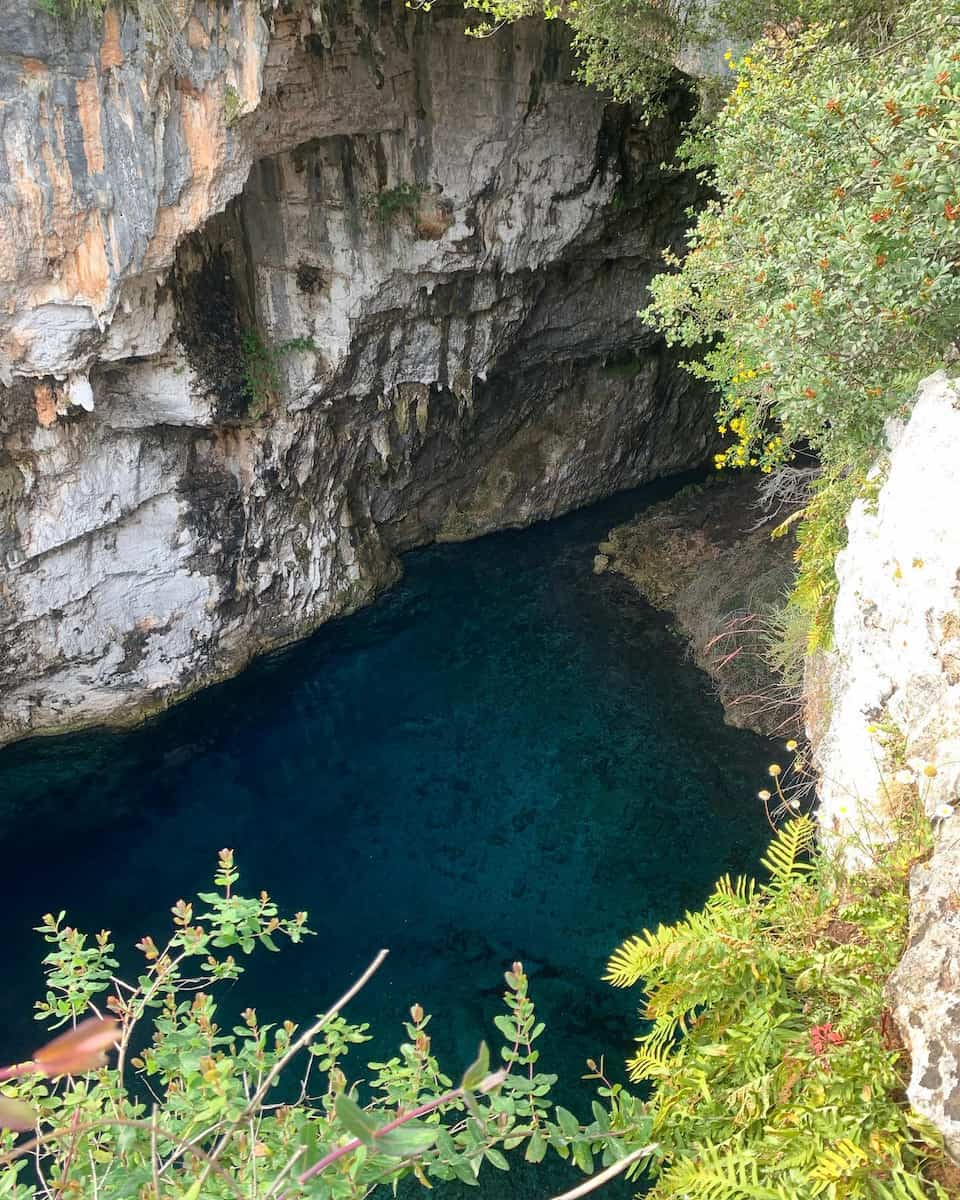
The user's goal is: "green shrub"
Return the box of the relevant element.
[371,184,421,223]
[0,850,654,1198]
[457,0,899,109]
[240,331,315,417]
[644,0,960,476]
[606,810,953,1198]
[639,0,959,643]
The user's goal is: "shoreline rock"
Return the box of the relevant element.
[598,473,799,737]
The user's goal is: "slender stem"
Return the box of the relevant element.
[0,1061,41,1082]
[543,1144,658,1200]
[195,949,390,1194]
[51,1109,81,1200]
[287,1086,466,1195]
[0,1118,245,1200]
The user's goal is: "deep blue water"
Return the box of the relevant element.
[0,478,774,1195]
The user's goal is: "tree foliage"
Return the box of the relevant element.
[644,0,960,474]
[459,0,902,109]
[638,0,960,645]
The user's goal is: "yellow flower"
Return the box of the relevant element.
[758,789,771,801]
[924,764,938,778]
[768,764,782,777]
[785,739,798,752]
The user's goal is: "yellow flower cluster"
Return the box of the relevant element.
[732,368,759,385]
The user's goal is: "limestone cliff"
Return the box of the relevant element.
[810,372,960,1159]
[0,0,713,746]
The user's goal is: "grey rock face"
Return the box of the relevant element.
[0,0,713,746]
[810,373,960,1160]
[888,826,960,1162]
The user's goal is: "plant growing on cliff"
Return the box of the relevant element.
[452,0,900,109]
[240,331,316,417]
[641,0,960,643]
[0,849,654,1198]
[606,805,955,1198]
[370,183,422,223]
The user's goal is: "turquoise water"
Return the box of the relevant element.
[0,478,774,1195]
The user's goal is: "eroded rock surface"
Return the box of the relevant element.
[598,474,799,735]
[812,373,960,853]
[810,372,960,1158]
[888,826,960,1162]
[0,0,712,745]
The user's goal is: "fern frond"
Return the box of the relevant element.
[663,1143,787,1200]
[715,873,758,906]
[606,932,655,988]
[760,817,815,888]
[771,507,805,539]
[869,1170,950,1200]
[808,1138,868,1192]
[627,1036,679,1082]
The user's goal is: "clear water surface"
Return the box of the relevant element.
[0,477,775,1196]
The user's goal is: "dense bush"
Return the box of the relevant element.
[607,800,954,1199]
[644,0,960,474]
[460,0,901,109]
[0,851,653,1198]
[641,0,960,644]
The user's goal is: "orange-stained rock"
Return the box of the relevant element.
[99,7,124,71]
[33,383,57,428]
[75,71,105,177]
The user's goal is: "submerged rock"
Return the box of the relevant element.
[597,474,799,736]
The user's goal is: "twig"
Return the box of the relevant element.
[195,949,390,1193]
[0,1118,246,1200]
[51,1108,81,1200]
[150,1107,161,1200]
[289,1085,466,1193]
[543,1144,658,1200]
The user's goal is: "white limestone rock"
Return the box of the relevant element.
[814,372,960,858]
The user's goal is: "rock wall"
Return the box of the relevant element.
[0,0,713,747]
[595,473,799,736]
[809,371,960,1158]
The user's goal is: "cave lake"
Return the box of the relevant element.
[0,476,775,1196]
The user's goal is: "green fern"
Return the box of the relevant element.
[662,1142,788,1200]
[759,816,815,888]
[607,812,951,1198]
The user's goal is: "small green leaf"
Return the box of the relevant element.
[525,1130,548,1163]
[555,1106,579,1138]
[335,1093,377,1146]
[572,1140,594,1174]
[461,1042,490,1091]
[377,1121,439,1158]
[452,1160,480,1186]
[493,1014,516,1040]
[484,1148,510,1171]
